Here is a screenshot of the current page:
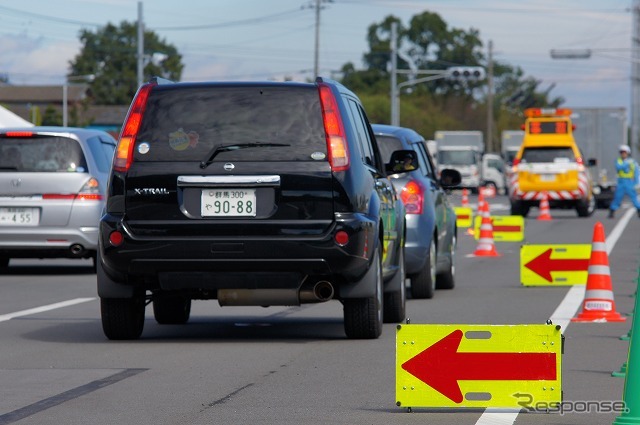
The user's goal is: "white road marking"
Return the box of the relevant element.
[475,208,636,425]
[0,298,95,323]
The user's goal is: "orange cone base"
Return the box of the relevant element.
[537,215,552,221]
[571,310,627,323]
[473,246,501,257]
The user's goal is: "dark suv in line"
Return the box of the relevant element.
[99,77,409,340]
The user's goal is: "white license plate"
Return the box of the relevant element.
[539,174,556,182]
[0,207,40,226]
[201,189,256,217]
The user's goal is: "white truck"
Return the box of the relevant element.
[434,130,484,193]
[501,130,524,166]
[570,108,627,208]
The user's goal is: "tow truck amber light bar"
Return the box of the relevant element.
[524,108,572,118]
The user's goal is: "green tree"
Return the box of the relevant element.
[41,105,62,126]
[339,10,564,144]
[69,21,183,105]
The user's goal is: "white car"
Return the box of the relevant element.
[0,127,116,270]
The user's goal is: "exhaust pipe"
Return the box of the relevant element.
[299,280,334,303]
[70,244,86,257]
[217,281,335,306]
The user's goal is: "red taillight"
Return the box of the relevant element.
[318,83,349,171]
[42,178,102,201]
[76,177,103,201]
[576,157,583,165]
[114,82,155,172]
[109,231,124,246]
[512,158,520,167]
[3,131,34,137]
[401,180,424,214]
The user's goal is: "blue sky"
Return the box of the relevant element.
[0,0,632,110]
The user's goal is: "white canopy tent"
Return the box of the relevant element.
[0,105,33,127]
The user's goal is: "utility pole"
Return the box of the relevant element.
[390,22,398,126]
[313,0,321,77]
[486,40,494,152]
[137,1,144,87]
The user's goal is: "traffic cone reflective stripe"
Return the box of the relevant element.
[572,221,625,322]
[472,197,500,257]
[461,188,469,207]
[537,192,552,220]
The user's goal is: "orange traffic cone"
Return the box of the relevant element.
[473,197,500,257]
[572,222,626,322]
[537,192,552,221]
[461,188,469,207]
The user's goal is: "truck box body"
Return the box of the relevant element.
[570,108,627,208]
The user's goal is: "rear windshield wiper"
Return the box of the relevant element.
[199,142,290,169]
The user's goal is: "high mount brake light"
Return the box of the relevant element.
[318,83,349,172]
[3,131,34,137]
[114,82,155,172]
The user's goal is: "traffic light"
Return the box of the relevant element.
[446,66,486,82]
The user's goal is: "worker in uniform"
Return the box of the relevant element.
[608,145,640,218]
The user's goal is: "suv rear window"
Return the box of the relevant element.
[135,85,326,162]
[0,136,87,173]
[521,147,575,163]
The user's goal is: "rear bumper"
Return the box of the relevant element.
[99,213,378,299]
[0,226,98,258]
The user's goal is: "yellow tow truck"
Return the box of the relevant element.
[508,108,595,217]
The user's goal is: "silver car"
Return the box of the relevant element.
[0,127,116,269]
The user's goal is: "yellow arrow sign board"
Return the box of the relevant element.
[454,207,473,228]
[520,244,591,286]
[473,215,525,242]
[396,324,562,409]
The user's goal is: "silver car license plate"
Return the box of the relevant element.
[0,207,40,226]
[201,189,256,217]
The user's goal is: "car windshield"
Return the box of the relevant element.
[438,150,477,166]
[521,147,575,163]
[0,136,87,172]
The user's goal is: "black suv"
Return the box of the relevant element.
[99,77,409,340]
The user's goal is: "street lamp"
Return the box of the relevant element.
[62,74,94,127]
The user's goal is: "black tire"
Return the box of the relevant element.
[100,296,145,340]
[410,238,436,299]
[576,195,596,217]
[344,245,383,339]
[510,201,530,217]
[383,246,406,323]
[436,234,456,290]
[153,294,192,324]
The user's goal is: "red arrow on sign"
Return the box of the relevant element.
[492,225,521,233]
[524,248,589,282]
[401,329,556,403]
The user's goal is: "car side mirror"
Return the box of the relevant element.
[587,158,597,166]
[386,150,419,173]
[439,168,462,188]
